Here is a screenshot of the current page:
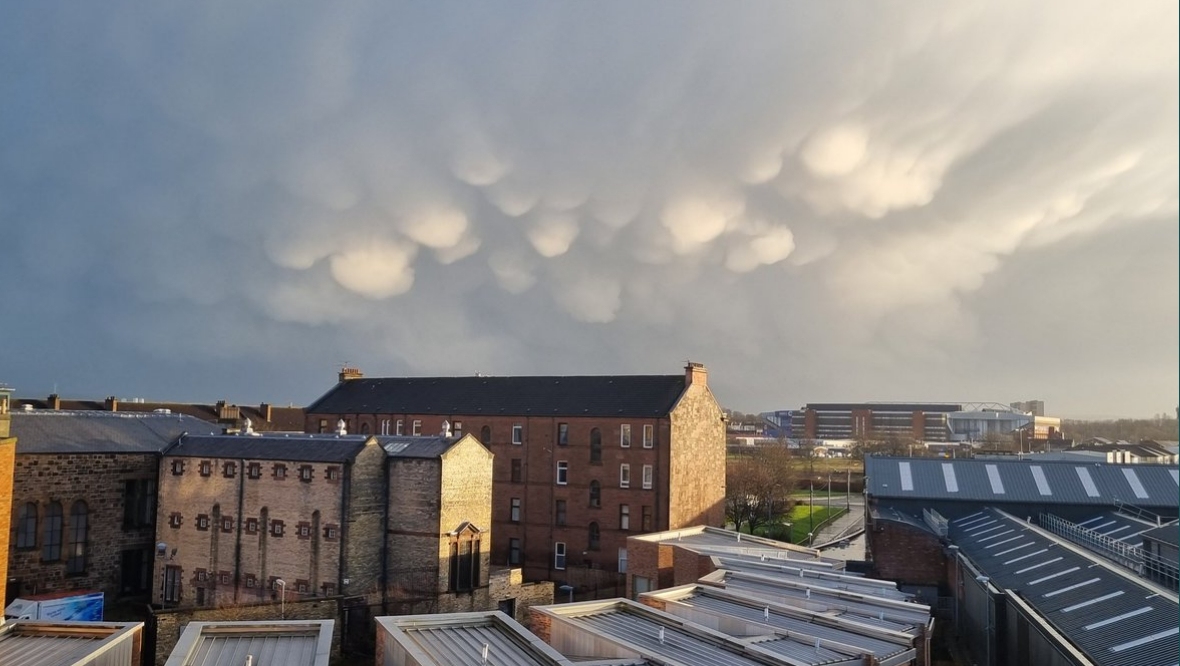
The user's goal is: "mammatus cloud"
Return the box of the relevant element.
[0,1,1176,418]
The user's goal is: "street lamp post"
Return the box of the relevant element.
[275,579,286,619]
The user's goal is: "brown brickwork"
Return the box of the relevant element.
[867,515,948,587]
[9,452,160,601]
[0,435,13,599]
[151,595,342,666]
[526,606,552,643]
[307,364,728,585]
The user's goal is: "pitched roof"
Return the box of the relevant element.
[15,397,305,432]
[865,456,1180,509]
[306,375,687,418]
[950,508,1179,666]
[167,433,462,462]
[170,434,370,462]
[1141,523,1180,548]
[10,411,216,454]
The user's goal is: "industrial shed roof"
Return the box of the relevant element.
[646,585,915,666]
[163,620,333,666]
[950,508,1179,666]
[1074,511,1160,544]
[698,570,930,633]
[1141,523,1180,548]
[538,599,845,666]
[866,456,1180,509]
[376,612,574,666]
[10,411,214,454]
[708,556,908,600]
[0,621,143,666]
[307,374,688,418]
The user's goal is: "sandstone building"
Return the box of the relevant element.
[154,430,532,618]
[304,363,727,588]
[6,409,211,603]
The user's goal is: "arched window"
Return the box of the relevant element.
[589,480,601,508]
[480,426,492,445]
[588,522,601,551]
[16,502,36,549]
[360,422,370,434]
[589,428,602,463]
[42,501,63,562]
[67,501,88,574]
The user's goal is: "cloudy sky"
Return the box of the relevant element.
[2,2,1176,418]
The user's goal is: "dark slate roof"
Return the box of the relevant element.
[950,508,1179,666]
[380,435,457,459]
[1141,524,1180,548]
[169,434,461,462]
[10,411,216,454]
[865,456,1180,509]
[804,403,962,413]
[15,397,305,432]
[306,375,687,417]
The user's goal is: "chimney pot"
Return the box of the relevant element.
[339,367,364,382]
[684,361,707,387]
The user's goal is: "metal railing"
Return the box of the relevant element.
[1039,513,1143,573]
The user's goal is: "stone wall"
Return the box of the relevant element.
[151,596,342,666]
[0,436,14,598]
[385,455,443,609]
[667,376,726,530]
[488,566,555,624]
[9,452,159,600]
[342,442,388,601]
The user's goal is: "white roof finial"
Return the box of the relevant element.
[335,419,347,436]
[441,419,453,438]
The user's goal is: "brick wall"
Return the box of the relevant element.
[438,436,494,589]
[385,456,443,608]
[667,378,726,529]
[624,538,675,599]
[670,544,715,588]
[152,596,342,666]
[9,452,159,600]
[526,606,552,643]
[867,516,948,587]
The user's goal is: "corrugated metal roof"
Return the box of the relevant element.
[709,557,909,600]
[570,606,774,666]
[377,612,572,666]
[11,411,214,454]
[165,621,332,666]
[1141,523,1180,548]
[674,589,909,659]
[1074,511,1158,544]
[702,571,929,633]
[866,456,1180,509]
[306,375,687,418]
[0,631,104,665]
[950,508,1180,666]
[0,621,141,666]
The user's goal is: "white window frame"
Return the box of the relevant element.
[620,504,630,530]
[554,542,567,570]
[412,420,421,436]
[556,461,569,485]
[510,498,521,522]
[512,424,524,445]
[642,464,653,490]
[618,547,628,573]
[620,424,631,448]
[619,463,630,488]
[396,419,404,435]
[380,419,390,435]
[509,538,522,565]
[643,424,654,448]
[454,421,463,437]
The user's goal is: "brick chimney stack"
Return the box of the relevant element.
[260,403,273,423]
[0,385,11,439]
[684,361,708,388]
[339,367,364,382]
[48,394,61,410]
[104,396,119,412]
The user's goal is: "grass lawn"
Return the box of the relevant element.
[754,504,847,544]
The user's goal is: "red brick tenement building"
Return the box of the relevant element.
[6,410,210,603]
[154,431,505,616]
[304,363,727,586]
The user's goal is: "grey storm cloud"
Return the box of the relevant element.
[1,1,1176,418]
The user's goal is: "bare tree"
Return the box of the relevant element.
[726,445,795,534]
